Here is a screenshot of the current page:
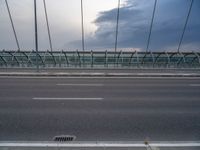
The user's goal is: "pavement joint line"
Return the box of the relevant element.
[56,83,104,86]
[1,76,200,79]
[189,84,200,86]
[32,97,104,101]
[0,141,200,147]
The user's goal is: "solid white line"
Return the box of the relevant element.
[56,84,104,86]
[151,142,200,147]
[0,141,200,147]
[189,84,200,86]
[33,97,103,101]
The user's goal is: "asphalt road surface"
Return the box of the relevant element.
[0,76,200,141]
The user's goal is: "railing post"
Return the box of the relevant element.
[59,50,62,67]
[91,50,93,68]
[105,50,108,67]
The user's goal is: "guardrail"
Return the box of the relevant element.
[0,50,200,68]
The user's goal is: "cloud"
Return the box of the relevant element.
[1,0,199,51]
[68,0,200,51]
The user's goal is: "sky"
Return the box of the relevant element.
[0,0,199,52]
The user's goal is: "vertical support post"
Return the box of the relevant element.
[59,50,62,67]
[91,50,93,68]
[136,51,139,68]
[105,50,108,67]
[34,0,39,72]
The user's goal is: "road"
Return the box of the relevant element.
[0,76,200,141]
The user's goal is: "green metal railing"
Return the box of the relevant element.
[0,50,200,68]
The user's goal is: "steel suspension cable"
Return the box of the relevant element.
[146,0,157,52]
[5,0,20,51]
[34,0,39,72]
[81,0,85,65]
[81,0,85,52]
[43,0,53,52]
[114,0,120,59]
[177,0,194,52]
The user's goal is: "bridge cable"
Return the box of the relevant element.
[43,0,53,52]
[81,0,85,64]
[34,0,39,72]
[114,0,120,61]
[146,0,157,52]
[5,0,20,51]
[177,0,194,52]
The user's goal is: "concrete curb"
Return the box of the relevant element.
[0,72,200,77]
[0,142,147,148]
[0,141,200,148]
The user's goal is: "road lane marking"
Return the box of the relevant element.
[33,97,103,101]
[0,141,200,147]
[189,84,200,86]
[56,83,104,86]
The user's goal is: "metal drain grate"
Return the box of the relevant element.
[53,135,76,142]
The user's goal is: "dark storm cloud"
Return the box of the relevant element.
[79,0,200,51]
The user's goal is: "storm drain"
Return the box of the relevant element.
[53,135,76,142]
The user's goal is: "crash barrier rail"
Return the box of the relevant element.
[0,50,200,68]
